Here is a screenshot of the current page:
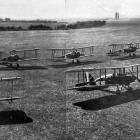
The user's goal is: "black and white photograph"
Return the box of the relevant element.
[0,0,139,139]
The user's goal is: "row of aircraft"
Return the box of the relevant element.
[47,42,140,64]
[0,42,139,113]
[2,42,138,68]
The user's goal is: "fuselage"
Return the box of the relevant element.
[123,47,137,53]
[89,73,136,86]
[105,75,136,85]
[1,55,20,62]
[65,51,81,59]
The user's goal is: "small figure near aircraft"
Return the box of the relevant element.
[66,64,140,94]
[107,43,140,57]
[0,48,40,68]
[47,46,94,63]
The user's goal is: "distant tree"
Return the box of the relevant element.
[28,24,53,30]
[56,24,67,30]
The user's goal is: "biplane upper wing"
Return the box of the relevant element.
[66,64,140,72]
[47,48,72,59]
[0,77,21,81]
[0,97,21,101]
[47,46,94,60]
[10,48,40,61]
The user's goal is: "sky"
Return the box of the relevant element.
[0,0,140,20]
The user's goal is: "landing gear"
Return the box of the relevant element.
[72,59,80,64]
[129,53,136,57]
[16,63,20,68]
[76,59,80,63]
[133,53,136,57]
[116,85,121,94]
[116,89,121,95]
[8,63,20,68]
[128,87,133,91]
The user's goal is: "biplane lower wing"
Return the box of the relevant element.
[19,58,39,61]
[0,77,21,81]
[68,84,109,91]
[0,97,20,101]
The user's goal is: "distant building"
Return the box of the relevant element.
[115,12,119,20]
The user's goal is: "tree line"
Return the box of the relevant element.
[0,20,106,31]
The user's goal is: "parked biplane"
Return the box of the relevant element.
[66,64,140,94]
[0,76,21,103]
[47,46,94,63]
[106,43,140,57]
[0,48,40,68]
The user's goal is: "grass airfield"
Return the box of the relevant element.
[65,54,140,140]
[1,49,140,140]
[0,29,140,139]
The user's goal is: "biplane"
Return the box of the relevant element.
[0,76,21,102]
[106,43,140,57]
[66,64,140,94]
[47,46,94,63]
[0,48,40,68]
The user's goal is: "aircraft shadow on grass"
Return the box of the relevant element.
[0,65,47,71]
[0,110,33,125]
[73,89,140,111]
[49,60,103,68]
[113,55,140,61]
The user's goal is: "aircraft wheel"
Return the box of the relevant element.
[116,90,121,95]
[16,63,20,68]
[72,60,74,63]
[9,64,13,68]
[133,53,136,57]
[128,87,133,91]
[76,59,80,63]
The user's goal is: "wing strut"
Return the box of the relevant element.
[82,71,85,83]
[78,71,80,84]
[99,69,101,85]
[123,68,125,75]
[105,69,106,84]
[137,65,139,79]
